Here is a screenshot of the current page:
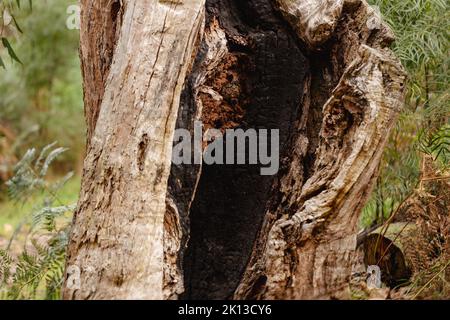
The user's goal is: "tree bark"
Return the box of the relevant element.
[63,0,406,300]
[63,0,206,300]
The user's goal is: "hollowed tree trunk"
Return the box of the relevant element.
[63,0,406,300]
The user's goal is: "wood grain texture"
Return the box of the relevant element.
[65,0,406,300]
[235,0,406,299]
[63,0,206,300]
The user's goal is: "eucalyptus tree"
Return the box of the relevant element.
[63,0,406,300]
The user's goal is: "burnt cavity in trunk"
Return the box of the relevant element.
[168,0,310,299]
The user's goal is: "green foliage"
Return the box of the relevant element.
[6,142,69,201]
[362,0,449,227]
[0,0,84,175]
[369,0,448,73]
[0,144,75,300]
[417,124,450,170]
[1,5,81,299]
[0,0,33,66]
[2,37,22,65]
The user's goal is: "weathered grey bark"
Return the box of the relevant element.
[235,0,406,299]
[63,0,206,299]
[63,0,405,300]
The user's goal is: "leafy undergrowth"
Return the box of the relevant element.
[397,157,450,299]
[0,144,79,300]
[353,155,449,300]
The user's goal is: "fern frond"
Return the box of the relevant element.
[39,147,68,177]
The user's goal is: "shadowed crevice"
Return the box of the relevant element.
[167,0,310,300]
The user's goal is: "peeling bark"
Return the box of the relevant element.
[64,0,406,300]
[79,0,124,144]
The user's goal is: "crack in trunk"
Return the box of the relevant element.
[167,0,310,300]
[66,0,406,300]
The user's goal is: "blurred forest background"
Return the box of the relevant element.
[0,0,448,299]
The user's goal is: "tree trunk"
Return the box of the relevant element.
[63,0,406,300]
